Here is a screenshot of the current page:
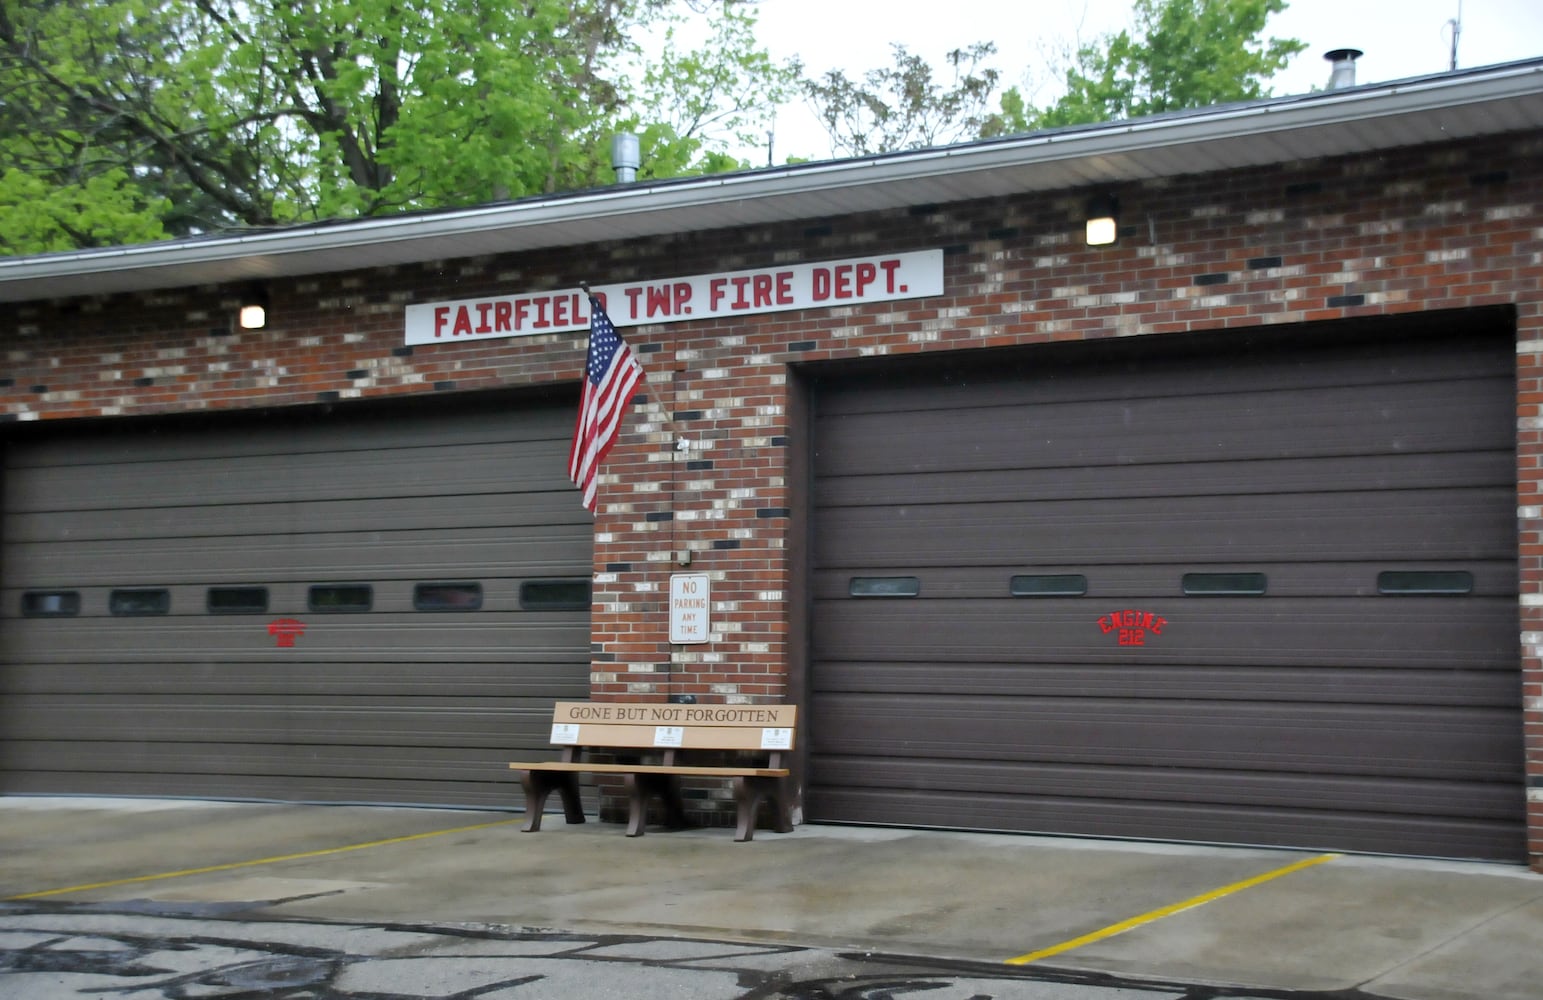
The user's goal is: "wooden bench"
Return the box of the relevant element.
[509,702,797,842]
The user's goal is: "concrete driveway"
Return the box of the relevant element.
[2,798,1540,998]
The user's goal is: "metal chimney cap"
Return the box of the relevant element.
[610,133,641,184]
[1324,49,1364,89]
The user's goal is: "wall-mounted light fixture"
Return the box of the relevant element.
[1085,194,1119,247]
[237,285,269,330]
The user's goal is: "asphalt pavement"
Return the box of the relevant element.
[2,797,1540,999]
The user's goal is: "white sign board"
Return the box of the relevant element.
[760,728,793,750]
[403,249,944,345]
[669,573,711,644]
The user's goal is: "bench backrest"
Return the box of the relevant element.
[548,702,797,752]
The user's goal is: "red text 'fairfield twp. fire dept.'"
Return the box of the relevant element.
[403,249,944,346]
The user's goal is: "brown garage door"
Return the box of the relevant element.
[808,311,1524,861]
[0,394,591,807]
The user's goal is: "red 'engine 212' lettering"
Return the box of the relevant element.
[1096,609,1168,647]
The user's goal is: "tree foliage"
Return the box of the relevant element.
[798,0,1304,154]
[627,1,800,173]
[0,0,1311,254]
[0,0,795,253]
[991,0,1307,133]
[0,168,170,252]
[803,42,999,157]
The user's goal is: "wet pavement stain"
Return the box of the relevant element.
[0,903,1401,999]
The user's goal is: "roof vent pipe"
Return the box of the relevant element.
[611,133,641,184]
[1324,48,1364,89]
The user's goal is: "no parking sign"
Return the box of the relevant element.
[669,573,710,644]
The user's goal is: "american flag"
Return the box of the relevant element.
[568,295,644,511]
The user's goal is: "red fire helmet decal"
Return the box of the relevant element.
[267,618,307,648]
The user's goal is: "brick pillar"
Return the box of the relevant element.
[1519,319,1543,874]
[585,334,795,823]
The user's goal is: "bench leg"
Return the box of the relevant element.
[518,771,586,832]
[624,773,689,837]
[733,775,793,843]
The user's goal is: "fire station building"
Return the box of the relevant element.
[3,58,1542,870]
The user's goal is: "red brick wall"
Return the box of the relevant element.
[4,132,1542,868]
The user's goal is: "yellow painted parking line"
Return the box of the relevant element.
[1005,852,1339,966]
[5,817,524,901]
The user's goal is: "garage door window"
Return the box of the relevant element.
[207,587,269,614]
[849,577,921,598]
[1378,570,1474,595]
[414,582,484,611]
[1010,574,1087,597]
[109,588,171,616]
[1181,572,1267,596]
[519,579,592,610]
[21,591,80,617]
[309,584,373,613]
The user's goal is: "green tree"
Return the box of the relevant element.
[624,0,801,174]
[0,0,795,254]
[0,169,170,252]
[803,42,1000,157]
[990,0,1306,134]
